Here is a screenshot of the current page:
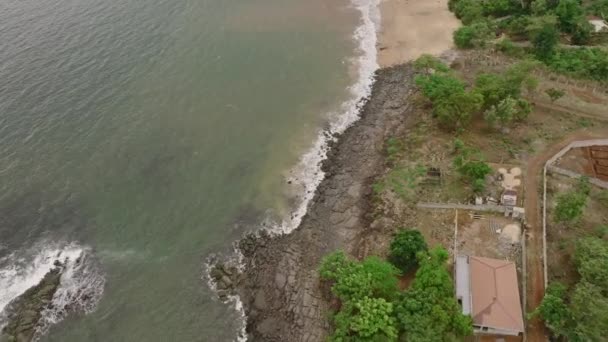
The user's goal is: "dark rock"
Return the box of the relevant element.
[1,267,63,342]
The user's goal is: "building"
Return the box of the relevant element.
[501,190,517,207]
[456,256,524,336]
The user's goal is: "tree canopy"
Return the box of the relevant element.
[388,229,428,273]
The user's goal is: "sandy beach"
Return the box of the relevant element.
[378,0,460,66]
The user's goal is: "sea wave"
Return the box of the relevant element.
[205,0,381,341]
[0,242,105,340]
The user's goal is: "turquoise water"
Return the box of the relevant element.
[0,0,364,340]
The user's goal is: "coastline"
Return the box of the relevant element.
[217,0,462,340]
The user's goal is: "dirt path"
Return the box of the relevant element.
[523,130,605,342]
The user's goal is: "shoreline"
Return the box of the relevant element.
[234,64,418,341]
[215,0,462,340]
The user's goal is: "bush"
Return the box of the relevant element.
[332,297,399,342]
[533,24,560,60]
[545,88,565,102]
[395,247,473,341]
[320,252,400,301]
[389,229,428,273]
[453,21,494,49]
[453,0,484,24]
[532,282,572,338]
[548,48,608,81]
[554,177,590,222]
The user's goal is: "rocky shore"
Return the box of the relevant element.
[1,263,64,342]
[215,64,419,341]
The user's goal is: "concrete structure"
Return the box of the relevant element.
[501,190,517,207]
[456,256,524,337]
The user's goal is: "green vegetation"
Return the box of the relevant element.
[453,21,494,48]
[394,247,473,341]
[534,236,608,341]
[545,87,565,102]
[554,177,591,223]
[415,56,535,132]
[448,0,608,83]
[453,143,492,193]
[372,165,426,200]
[388,229,428,273]
[320,237,472,341]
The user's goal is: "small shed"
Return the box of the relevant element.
[501,190,517,207]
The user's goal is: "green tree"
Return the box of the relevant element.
[453,22,494,49]
[434,90,484,131]
[388,229,428,273]
[570,282,608,341]
[320,252,400,301]
[394,247,473,341]
[453,0,484,24]
[332,297,399,342]
[531,0,548,15]
[533,24,560,60]
[575,237,608,293]
[532,282,572,338]
[415,73,466,103]
[555,0,584,33]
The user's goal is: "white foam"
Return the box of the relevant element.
[273,0,380,235]
[0,242,105,339]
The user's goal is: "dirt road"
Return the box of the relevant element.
[523,130,605,342]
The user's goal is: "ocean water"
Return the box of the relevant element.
[0,0,377,340]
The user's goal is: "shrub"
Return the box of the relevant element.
[453,21,494,49]
[533,24,560,60]
[548,48,608,81]
[554,177,590,222]
[388,229,428,273]
[395,247,473,341]
[545,88,565,102]
[332,297,399,342]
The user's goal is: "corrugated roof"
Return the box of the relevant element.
[469,256,524,332]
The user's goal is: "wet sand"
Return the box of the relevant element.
[378,0,460,66]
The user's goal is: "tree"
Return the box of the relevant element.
[554,177,590,222]
[533,24,559,60]
[575,237,608,293]
[484,96,518,127]
[532,282,572,338]
[453,0,484,24]
[571,19,594,45]
[394,247,473,341]
[389,229,428,273]
[531,0,548,15]
[569,282,608,341]
[453,22,493,49]
[320,252,400,302]
[416,72,483,131]
[415,73,466,103]
[555,0,584,33]
[434,90,484,131]
[332,297,399,342]
[545,88,565,102]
